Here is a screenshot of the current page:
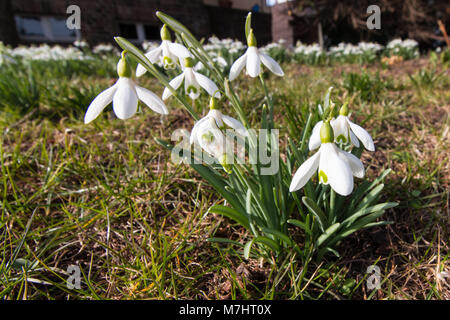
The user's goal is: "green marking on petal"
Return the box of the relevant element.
[319,170,328,184]
[187,85,198,94]
[163,56,174,69]
[336,134,347,143]
[201,132,214,143]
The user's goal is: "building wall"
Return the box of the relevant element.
[203,0,271,13]
[0,0,19,45]
[206,5,271,44]
[8,0,212,45]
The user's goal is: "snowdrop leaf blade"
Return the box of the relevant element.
[289,151,320,192]
[156,12,199,48]
[136,86,168,115]
[245,12,252,40]
[259,52,284,76]
[84,85,118,124]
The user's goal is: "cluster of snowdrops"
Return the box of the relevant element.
[83,12,396,261]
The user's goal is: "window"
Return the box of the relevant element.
[119,23,162,43]
[15,16,45,37]
[15,15,79,42]
[49,17,77,39]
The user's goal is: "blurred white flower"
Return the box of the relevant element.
[229,29,284,80]
[136,24,191,76]
[163,57,220,101]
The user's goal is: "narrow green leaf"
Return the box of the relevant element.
[302,196,328,231]
[316,223,341,247]
[245,12,252,40]
[208,205,249,229]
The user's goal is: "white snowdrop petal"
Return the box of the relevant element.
[338,149,365,178]
[190,117,210,145]
[309,120,323,150]
[168,42,191,59]
[112,78,138,120]
[349,120,375,151]
[349,130,360,148]
[320,144,354,196]
[84,84,118,124]
[135,86,168,115]
[246,47,261,77]
[193,71,221,98]
[289,151,321,192]
[162,73,185,100]
[229,52,247,81]
[222,115,247,135]
[259,52,284,76]
[136,47,162,77]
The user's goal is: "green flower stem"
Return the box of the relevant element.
[259,74,274,129]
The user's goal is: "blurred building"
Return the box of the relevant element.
[0,0,272,46]
[1,0,447,48]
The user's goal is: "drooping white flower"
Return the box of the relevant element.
[229,29,284,81]
[309,105,375,151]
[163,57,221,101]
[190,99,247,146]
[136,25,191,77]
[189,98,247,172]
[290,122,364,196]
[84,53,168,124]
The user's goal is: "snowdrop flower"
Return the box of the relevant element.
[136,24,191,77]
[309,104,375,151]
[190,98,247,146]
[163,57,221,101]
[229,29,284,81]
[190,99,246,173]
[290,122,364,196]
[84,52,168,124]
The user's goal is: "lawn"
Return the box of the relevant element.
[0,38,449,300]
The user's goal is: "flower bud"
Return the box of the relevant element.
[117,51,132,78]
[339,102,349,116]
[247,29,257,47]
[320,121,334,144]
[160,24,171,41]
